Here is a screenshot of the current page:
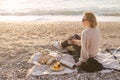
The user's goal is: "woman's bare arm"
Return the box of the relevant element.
[70,39,81,46]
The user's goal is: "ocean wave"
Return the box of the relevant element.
[0,10,120,16]
[0,10,83,16]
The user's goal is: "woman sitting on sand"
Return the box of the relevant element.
[54,12,103,72]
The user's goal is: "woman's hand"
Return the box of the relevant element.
[68,39,81,46]
[75,61,82,67]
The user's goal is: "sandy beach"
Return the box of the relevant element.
[0,21,120,79]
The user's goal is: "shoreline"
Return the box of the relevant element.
[0,20,120,24]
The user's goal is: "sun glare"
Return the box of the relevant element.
[3,0,22,11]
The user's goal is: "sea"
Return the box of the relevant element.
[0,0,120,22]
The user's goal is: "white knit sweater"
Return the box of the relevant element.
[79,27,100,62]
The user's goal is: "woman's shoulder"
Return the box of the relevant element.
[81,29,87,35]
[82,27,100,35]
[82,28,91,34]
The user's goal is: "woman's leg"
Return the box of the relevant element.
[72,45,81,62]
[71,34,81,62]
[61,34,81,49]
[61,40,71,49]
[72,34,81,59]
[61,34,81,62]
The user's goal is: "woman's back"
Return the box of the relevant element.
[81,27,100,59]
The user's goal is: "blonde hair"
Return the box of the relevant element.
[84,12,97,28]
